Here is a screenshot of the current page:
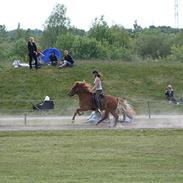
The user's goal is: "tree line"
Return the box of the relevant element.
[0,3,183,62]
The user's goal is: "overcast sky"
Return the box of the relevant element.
[0,0,182,31]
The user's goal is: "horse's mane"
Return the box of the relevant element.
[75,81,92,93]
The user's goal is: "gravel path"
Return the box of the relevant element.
[0,115,183,131]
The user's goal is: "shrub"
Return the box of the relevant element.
[168,45,183,61]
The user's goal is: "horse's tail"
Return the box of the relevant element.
[116,97,136,119]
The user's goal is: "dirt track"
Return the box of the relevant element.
[0,115,183,131]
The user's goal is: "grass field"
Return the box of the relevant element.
[0,129,183,183]
[1,60,183,182]
[1,60,183,115]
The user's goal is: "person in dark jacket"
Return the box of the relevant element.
[165,84,177,103]
[58,50,74,68]
[49,52,58,66]
[28,37,38,69]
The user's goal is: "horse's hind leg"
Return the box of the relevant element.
[96,111,109,125]
[111,110,119,127]
[120,113,126,123]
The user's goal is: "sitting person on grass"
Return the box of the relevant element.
[49,52,58,66]
[165,84,177,104]
[58,50,74,68]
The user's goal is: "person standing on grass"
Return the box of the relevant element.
[28,37,38,70]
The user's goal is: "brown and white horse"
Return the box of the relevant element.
[68,81,135,126]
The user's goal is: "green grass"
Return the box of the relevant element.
[1,60,183,114]
[0,129,183,183]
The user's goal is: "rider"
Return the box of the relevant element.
[87,70,103,122]
[91,70,104,110]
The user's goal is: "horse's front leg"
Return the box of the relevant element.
[72,108,82,122]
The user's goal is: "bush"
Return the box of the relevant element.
[11,38,27,60]
[168,45,183,61]
[134,29,172,59]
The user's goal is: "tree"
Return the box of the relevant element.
[72,36,107,59]
[11,38,27,60]
[55,33,107,59]
[0,25,9,61]
[133,20,142,33]
[134,29,172,59]
[88,16,111,43]
[0,25,8,41]
[169,45,183,61]
[41,4,70,48]
[173,30,183,46]
[109,25,131,48]
[55,32,75,53]
[44,4,70,29]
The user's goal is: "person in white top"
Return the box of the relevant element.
[91,70,103,108]
[87,70,104,122]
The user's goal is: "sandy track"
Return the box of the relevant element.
[0,115,183,131]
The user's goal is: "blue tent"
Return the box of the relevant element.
[40,48,61,63]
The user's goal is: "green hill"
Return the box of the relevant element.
[1,60,183,115]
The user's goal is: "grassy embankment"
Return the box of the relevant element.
[0,60,183,114]
[0,129,183,183]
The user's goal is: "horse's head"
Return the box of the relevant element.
[68,81,91,96]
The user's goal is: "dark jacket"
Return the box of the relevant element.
[49,55,58,62]
[165,89,174,98]
[64,54,74,64]
[28,41,37,56]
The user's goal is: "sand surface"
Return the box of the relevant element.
[0,115,183,131]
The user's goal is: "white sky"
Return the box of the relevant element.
[0,0,182,31]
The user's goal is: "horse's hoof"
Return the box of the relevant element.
[72,120,75,123]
